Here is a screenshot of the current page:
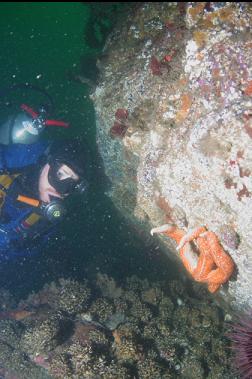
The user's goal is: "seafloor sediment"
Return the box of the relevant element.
[0,273,237,378]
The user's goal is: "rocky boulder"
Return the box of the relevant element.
[92,2,252,310]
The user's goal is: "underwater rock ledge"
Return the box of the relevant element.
[92,2,252,310]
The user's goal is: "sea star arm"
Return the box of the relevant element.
[150,224,199,273]
[150,224,175,236]
[150,224,185,245]
[179,242,199,275]
[150,224,235,293]
[192,235,215,281]
[204,231,235,284]
[207,283,221,293]
[176,226,207,251]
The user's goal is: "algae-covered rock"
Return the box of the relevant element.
[21,311,73,356]
[93,2,252,310]
[0,273,236,377]
[0,319,23,347]
[180,355,205,379]
[89,297,115,323]
[0,340,51,379]
[21,278,91,315]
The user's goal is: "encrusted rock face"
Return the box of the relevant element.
[92,2,252,310]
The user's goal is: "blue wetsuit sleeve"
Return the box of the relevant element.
[0,244,40,262]
[0,208,37,261]
[0,208,29,257]
[13,226,58,261]
[0,227,33,262]
[0,217,57,263]
[0,141,49,171]
[0,228,11,248]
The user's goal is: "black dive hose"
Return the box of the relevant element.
[0,83,54,115]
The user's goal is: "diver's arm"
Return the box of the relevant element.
[0,227,11,248]
[0,217,39,262]
[0,207,32,248]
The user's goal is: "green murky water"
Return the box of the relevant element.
[0,2,177,299]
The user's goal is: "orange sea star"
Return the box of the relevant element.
[151,224,235,293]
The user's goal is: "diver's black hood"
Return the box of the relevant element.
[47,140,86,178]
[8,140,88,201]
[46,140,87,195]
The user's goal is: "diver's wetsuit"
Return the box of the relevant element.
[0,142,56,262]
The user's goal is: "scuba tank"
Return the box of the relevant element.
[0,83,69,145]
[0,83,70,221]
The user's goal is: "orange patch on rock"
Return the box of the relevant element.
[0,310,33,320]
[244,121,252,138]
[215,83,222,98]
[212,68,220,79]
[176,93,192,123]
[188,3,206,20]
[112,329,122,345]
[196,52,204,61]
[178,76,188,88]
[244,81,252,96]
[219,7,234,23]
[193,31,207,48]
[199,17,214,29]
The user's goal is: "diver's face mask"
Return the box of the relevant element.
[17,160,88,223]
[48,161,88,196]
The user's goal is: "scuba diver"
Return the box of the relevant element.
[0,84,88,262]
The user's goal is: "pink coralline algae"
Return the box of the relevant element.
[150,54,173,76]
[220,225,240,250]
[150,56,162,76]
[163,54,173,63]
[33,354,50,369]
[224,151,251,201]
[237,184,251,201]
[244,80,252,96]
[110,121,128,138]
[110,108,129,138]
[244,120,252,139]
[243,113,252,138]
[162,49,176,63]
[229,152,251,178]
[224,177,237,190]
[115,108,128,120]
[224,179,251,202]
[165,21,175,30]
